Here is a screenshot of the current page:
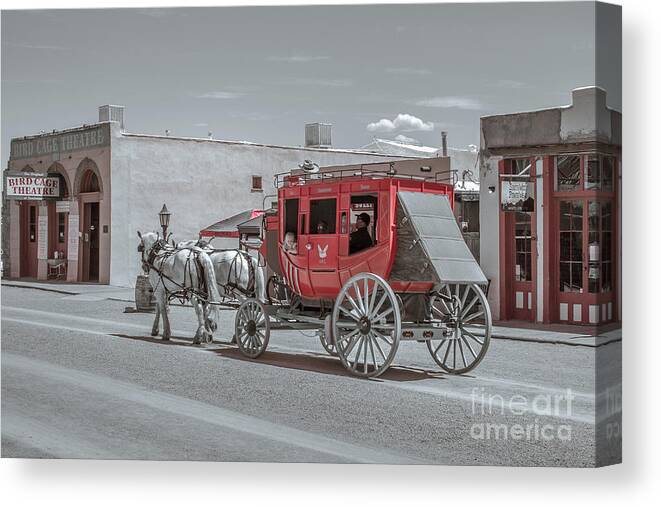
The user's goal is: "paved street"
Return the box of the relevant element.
[1,285,620,466]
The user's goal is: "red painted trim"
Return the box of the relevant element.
[498,159,509,321]
[542,156,553,323]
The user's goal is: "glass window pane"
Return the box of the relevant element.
[560,232,571,262]
[560,263,571,292]
[601,262,612,292]
[585,155,601,190]
[572,201,583,230]
[602,232,612,262]
[571,232,583,261]
[602,156,614,192]
[560,201,571,230]
[602,201,612,231]
[588,201,600,231]
[588,261,600,293]
[572,262,583,292]
[557,156,581,191]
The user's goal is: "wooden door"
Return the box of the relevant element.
[82,201,100,282]
[20,202,39,278]
[511,211,535,320]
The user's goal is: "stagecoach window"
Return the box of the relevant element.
[284,198,299,236]
[310,198,336,234]
[349,194,378,244]
[556,156,581,191]
[559,200,583,292]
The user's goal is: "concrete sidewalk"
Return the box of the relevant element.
[2,279,621,348]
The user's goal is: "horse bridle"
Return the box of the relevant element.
[138,237,163,274]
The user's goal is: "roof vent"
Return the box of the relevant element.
[305,123,332,148]
[99,105,125,131]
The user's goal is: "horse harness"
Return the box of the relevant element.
[142,240,211,305]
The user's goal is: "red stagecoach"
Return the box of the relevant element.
[235,165,492,378]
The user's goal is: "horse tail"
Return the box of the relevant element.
[198,251,222,324]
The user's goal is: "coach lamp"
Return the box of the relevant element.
[158,203,171,241]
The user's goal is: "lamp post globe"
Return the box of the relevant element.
[158,204,171,239]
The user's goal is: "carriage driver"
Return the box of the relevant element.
[349,212,373,254]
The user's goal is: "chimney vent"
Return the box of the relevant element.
[441,131,448,157]
[99,105,125,131]
[305,123,332,148]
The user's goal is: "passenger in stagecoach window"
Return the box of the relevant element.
[283,231,297,254]
[349,213,373,254]
[315,220,329,234]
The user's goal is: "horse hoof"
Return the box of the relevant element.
[162,335,170,341]
[151,330,158,337]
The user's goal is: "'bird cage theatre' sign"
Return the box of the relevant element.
[3,172,63,200]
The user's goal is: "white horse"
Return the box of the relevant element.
[138,231,221,344]
[177,239,266,304]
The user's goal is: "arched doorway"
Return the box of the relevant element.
[46,163,71,278]
[75,158,102,282]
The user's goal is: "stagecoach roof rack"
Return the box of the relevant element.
[274,166,457,189]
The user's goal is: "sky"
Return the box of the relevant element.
[1,2,621,160]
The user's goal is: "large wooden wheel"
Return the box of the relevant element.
[235,299,270,358]
[332,273,401,378]
[427,283,491,374]
[319,315,338,356]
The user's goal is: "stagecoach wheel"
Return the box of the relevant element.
[318,315,338,356]
[427,283,492,374]
[235,299,270,359]
[332,273,401,378]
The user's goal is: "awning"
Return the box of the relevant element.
[200,209,264,238]
[237,214,264,235]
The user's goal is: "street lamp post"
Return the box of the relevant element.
[158,204,171,241]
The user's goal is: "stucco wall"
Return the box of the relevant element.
[109,124,404,287]
[478,155,501,320]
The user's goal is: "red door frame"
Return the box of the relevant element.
[19,201,39,278]
[547,154,618,324]
[498,158,538,322]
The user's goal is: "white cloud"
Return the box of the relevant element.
[394,134,421,145]
[415,96,483,110]
[194,91,245,99]
[492,79,527,89]
[278,77,351,87]
[367,113,434,133]
[385,67,432,76]
[268,55,330,63]
[7,42,69,51]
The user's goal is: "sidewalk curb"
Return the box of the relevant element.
[3,281,621,347]
[491,333,621,348]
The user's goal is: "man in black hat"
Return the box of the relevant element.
[350,212,373,254]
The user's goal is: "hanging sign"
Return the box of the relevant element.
[37,215,48,259]
[4,172,62,200]
[501,180,534,212]
[56,200,71,213]
[68,214,80,261]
